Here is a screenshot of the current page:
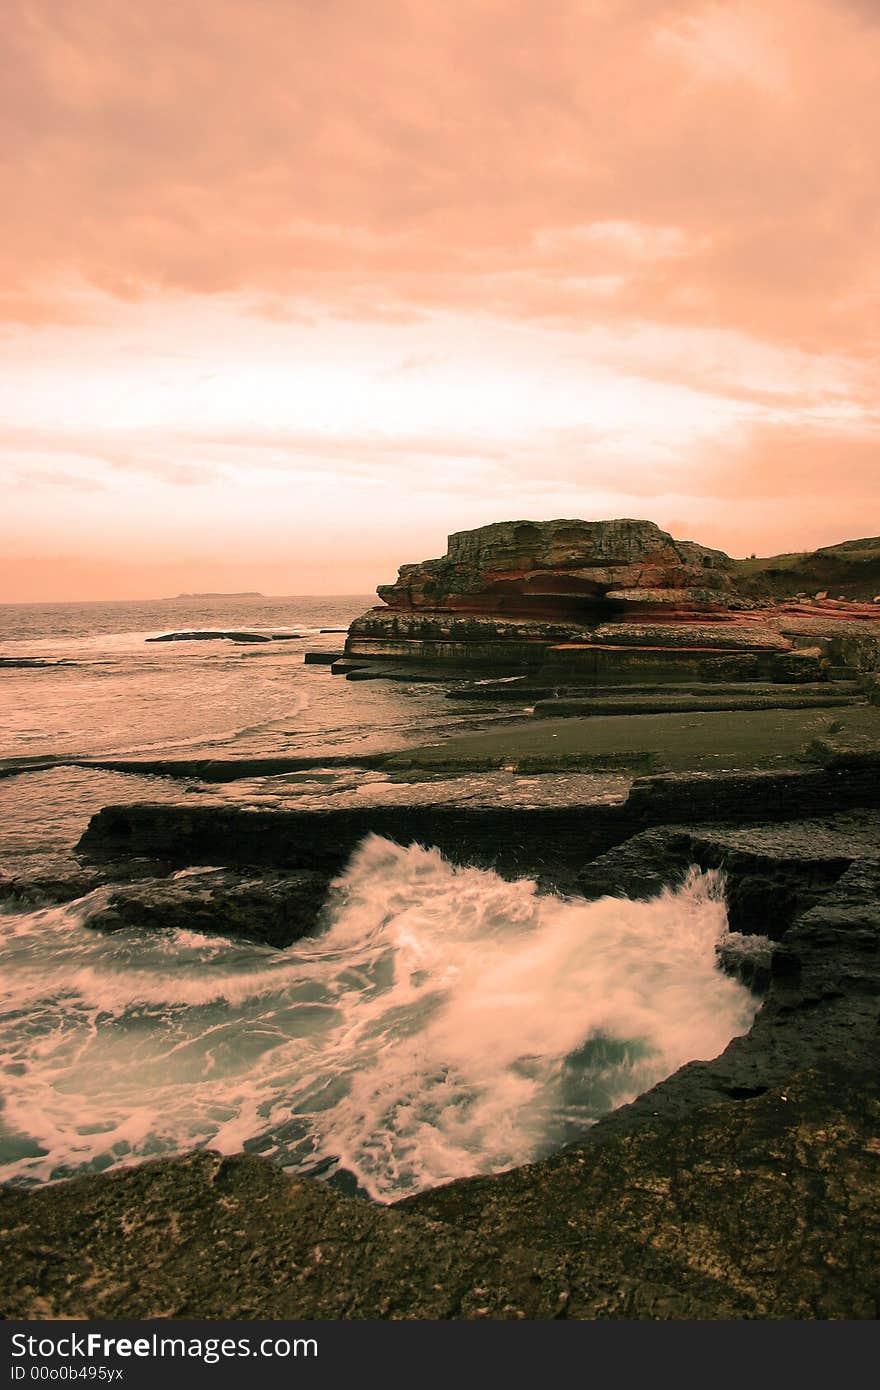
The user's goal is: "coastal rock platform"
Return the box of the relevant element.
[2,1066,877,1319]
[3,774,879,1317]
[3,738,880,1315]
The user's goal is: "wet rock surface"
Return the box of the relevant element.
[93,868,332,948]
[67,777,880,1138]
[71,795,880,1111]
[145,630,303,644]
[567,818,880,1141]
[0,857,118,907]
[2,1066,877,1318]
[74,762,880,891]
[575,819,877,934]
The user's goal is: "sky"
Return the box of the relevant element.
[2,0,878,601]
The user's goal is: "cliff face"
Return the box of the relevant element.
[345,518,880,680]
[376,518,734,622]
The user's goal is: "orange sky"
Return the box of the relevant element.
[2,0,878,601]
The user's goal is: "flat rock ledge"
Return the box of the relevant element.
[3,758,880,1319]
[2,1067,877,1319]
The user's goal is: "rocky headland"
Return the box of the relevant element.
[344,518,880,689]
[2,519,880,1320]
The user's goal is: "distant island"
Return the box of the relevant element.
[170,591,264,599]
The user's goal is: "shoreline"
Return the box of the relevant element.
[2,696,880,1316]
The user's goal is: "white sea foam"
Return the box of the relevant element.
[0,835,760,1199]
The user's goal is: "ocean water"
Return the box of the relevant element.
[0,597,762,1199]
[0,594,452,763]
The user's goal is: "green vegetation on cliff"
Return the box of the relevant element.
[734,536,880,599]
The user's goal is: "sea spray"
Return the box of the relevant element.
[0,835,762,1199]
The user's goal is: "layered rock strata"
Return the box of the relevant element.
[375,518,734,618]
[344,519,880,685]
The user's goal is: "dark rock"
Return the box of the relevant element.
[92,869,330,948]
[65,753,385,780]
[569,835,880,1142]
[0,755,73,781]
[403,1065,880,1320]
[0,853,173,907]
[0,862,114,906]
[449,678,861,704]
[574,821,861,936]
[770,648,825,682]
[0,658,79,668]
[716,936,773,994]
[75,764,880,895]
[146,631,273,644]
[2,1067,877,1319]
[76,798,633,893]
[625,764,880,823]
[446,680,559,701]
[532,690,860,718]
[330,659,370,674]
[345,665,451,683]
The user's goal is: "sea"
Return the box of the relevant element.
[0,595,760,1200]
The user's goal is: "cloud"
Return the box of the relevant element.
[1,1,878,598]
[655,4,791,93]
[703,419,880,504]
[0,0,876,354]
